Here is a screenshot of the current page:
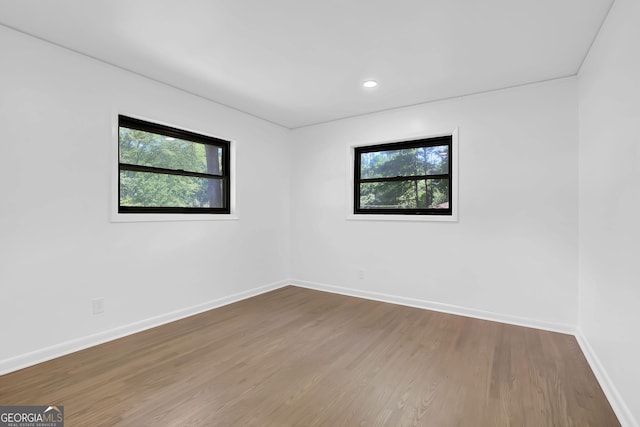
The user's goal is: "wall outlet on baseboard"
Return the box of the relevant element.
[358,269,365,280]
[92,298,105,315]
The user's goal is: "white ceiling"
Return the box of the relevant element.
[0,0,613,128]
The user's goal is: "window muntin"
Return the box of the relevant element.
[118,115,230,214]
[354,136,452,215]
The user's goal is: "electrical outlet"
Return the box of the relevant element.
[92,298,105,315]
[358,269,365,280]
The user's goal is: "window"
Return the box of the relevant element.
[354,135,453,216]
[118,115,230,214]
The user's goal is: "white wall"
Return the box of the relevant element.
[290,78,579,329]
[0,26,291,370]
[3,9,636,423]
[578,0,640,424]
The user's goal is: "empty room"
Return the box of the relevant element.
[0,0,638,426]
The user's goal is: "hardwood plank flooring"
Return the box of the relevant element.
[0,286,619,426]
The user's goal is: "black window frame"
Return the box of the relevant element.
[354,135,453,216]
[118,115,231,214]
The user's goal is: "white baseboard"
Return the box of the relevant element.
[0,280,290,376]
[291,280,576,334]
[4,279,633,427]
[291,280,638,426]
[575,330,638,427]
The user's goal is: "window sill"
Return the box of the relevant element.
[346,213,457,222]
[111,213,239,223]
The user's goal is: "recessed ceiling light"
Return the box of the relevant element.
[363,80,378,88]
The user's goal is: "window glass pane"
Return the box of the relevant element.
[360,145,448,179]
[360,179,449,209]
[120,171,224,208]
[427,179,449,209]
[119,127,222,175]
[360,180,422,209]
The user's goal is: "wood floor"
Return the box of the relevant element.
[0,286,618,426]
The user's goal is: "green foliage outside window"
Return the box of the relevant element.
[359,145,450,210]
[119,127,223,208]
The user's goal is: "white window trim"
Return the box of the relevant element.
[345,128,458,222]
[110,111,238,223]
